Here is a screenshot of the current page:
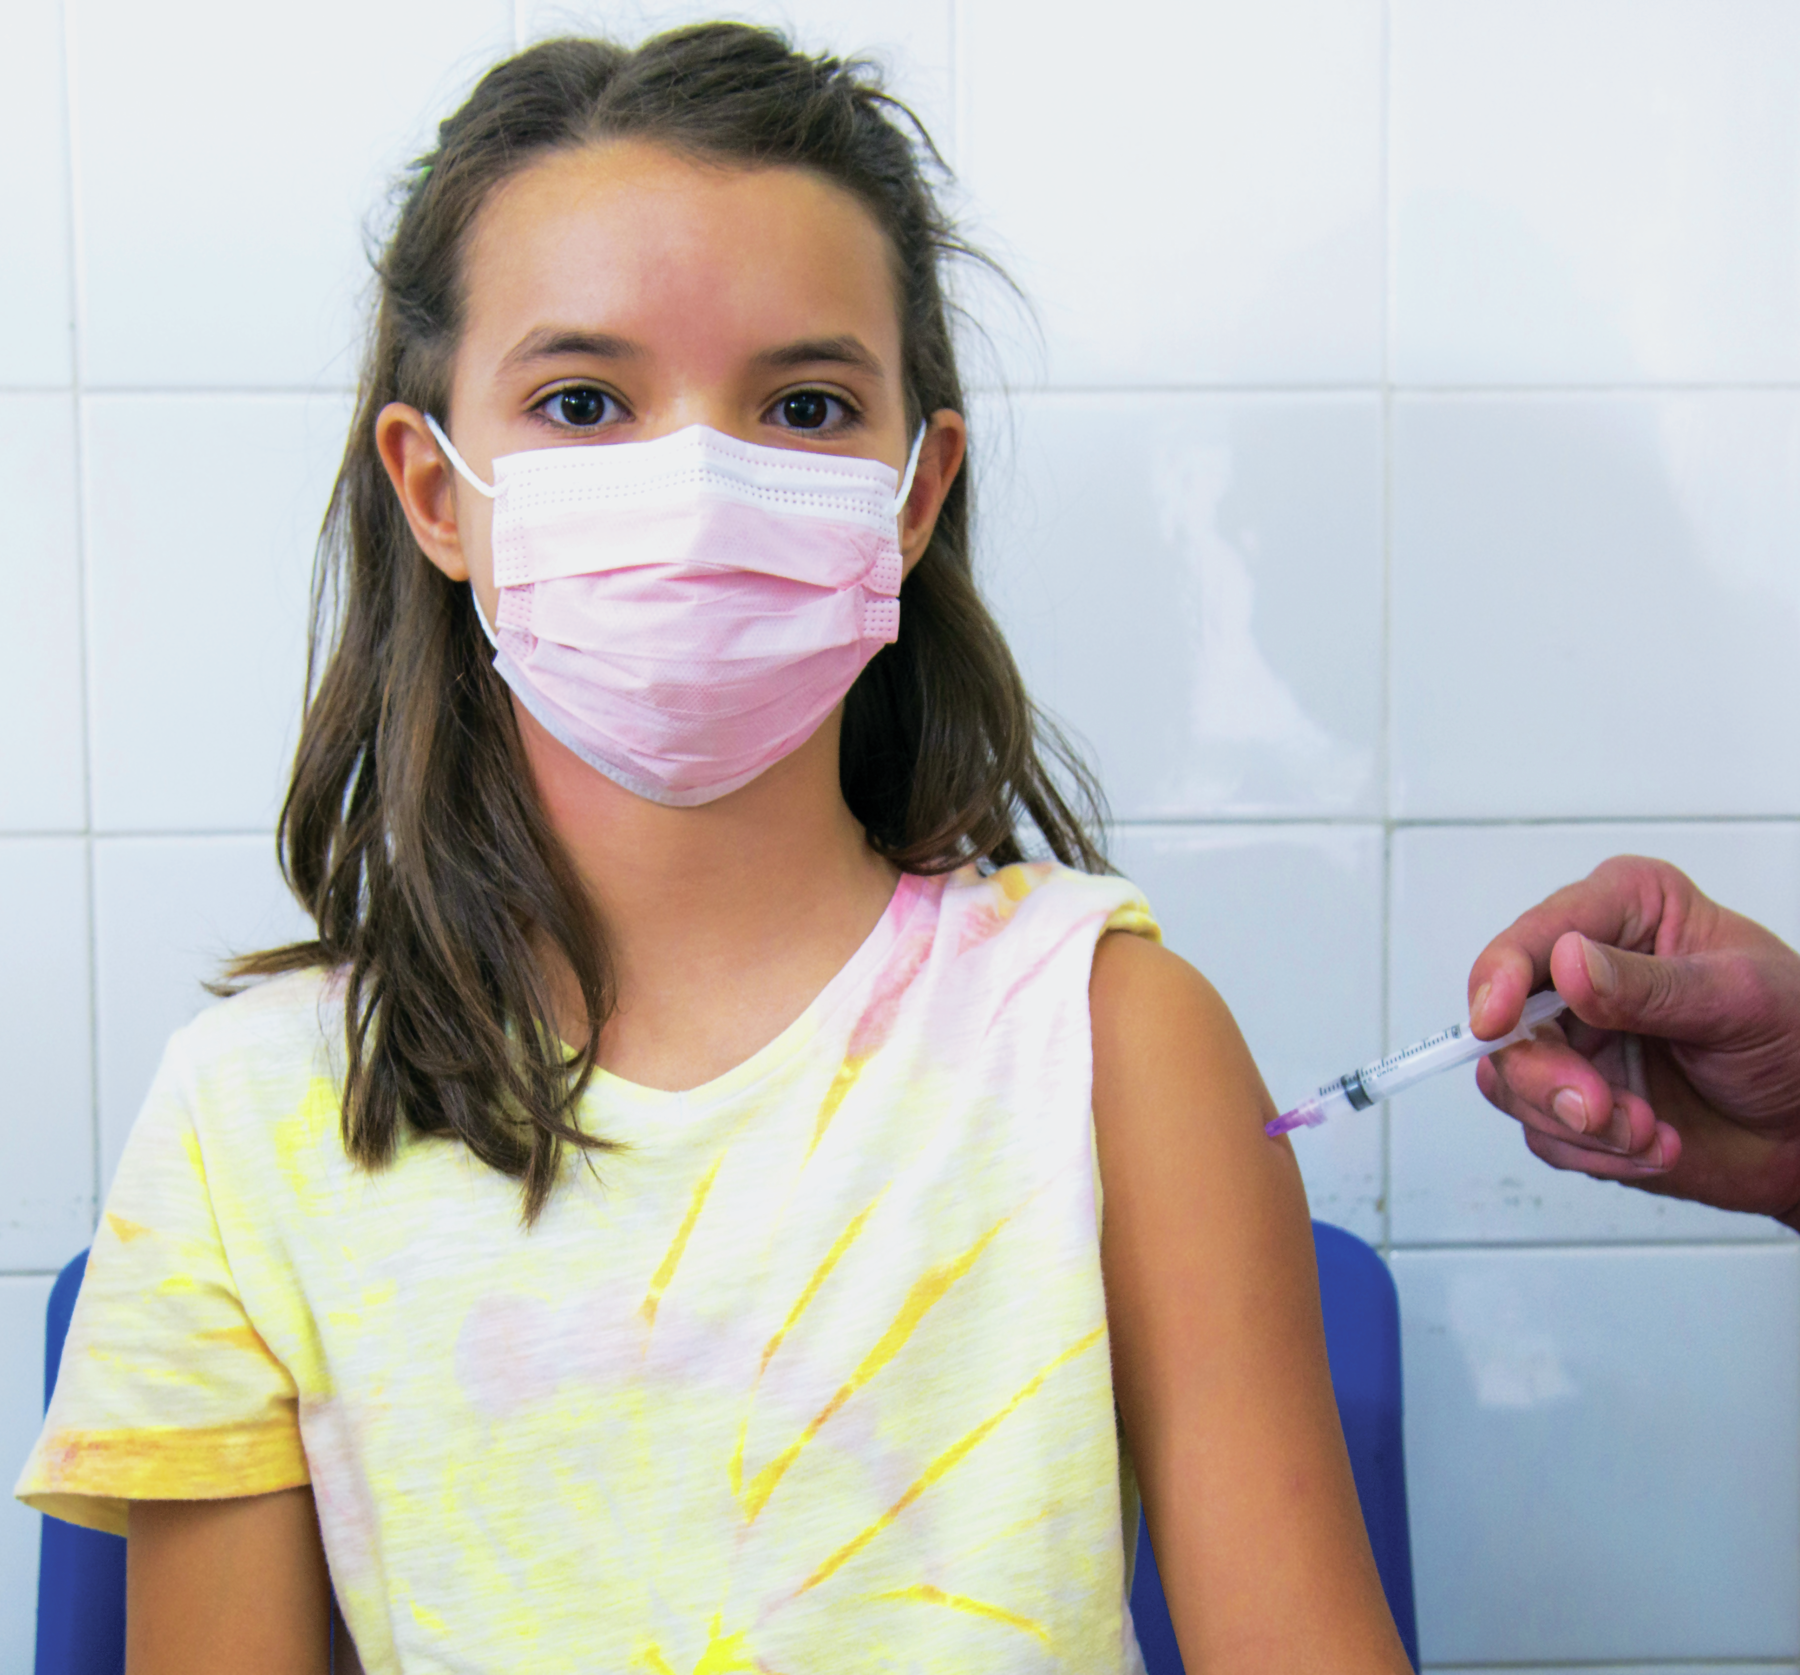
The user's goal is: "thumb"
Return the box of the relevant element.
[1552,932,1725,1041]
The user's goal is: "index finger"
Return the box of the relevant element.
[1467,856,1676,1038]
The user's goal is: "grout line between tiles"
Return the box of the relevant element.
[1103,814,1800,830]
[1379,824,1393,1256]
[0,829,278,843]
[1390,812,1800,828]
[61,0,102,1236]
[944,0,960,174]
[0,831,276,845]
[87,829,274,842]
[65,385,359,400]
[1387,1236,1796,1254]
[972,381,1800,397]
[1393,382,1800,397]
[967,381,1800,398]
[1377,0,1394,1260]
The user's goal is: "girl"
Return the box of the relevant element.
[19,26,1410,1674]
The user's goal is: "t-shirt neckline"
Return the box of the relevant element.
[585,869,933,1116]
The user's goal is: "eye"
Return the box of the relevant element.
[535,385,623,429]
[767,389,855,433]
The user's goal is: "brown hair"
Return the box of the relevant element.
[233,23,1107,1220]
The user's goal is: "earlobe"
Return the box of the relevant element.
[898,410,968,576]
[375,402,472,582]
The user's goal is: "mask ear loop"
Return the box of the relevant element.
[423,413,498,499]
[892,423,928,520]
[419,413,505,648]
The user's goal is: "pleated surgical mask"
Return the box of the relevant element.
[425,415,925,807]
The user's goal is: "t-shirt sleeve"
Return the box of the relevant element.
[14,1034,309,1536]
[1102,887,1161,945]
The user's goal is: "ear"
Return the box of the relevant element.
[375,402,472,582]
[898,409,968,577]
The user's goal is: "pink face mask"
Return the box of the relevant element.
[425,416,925,806]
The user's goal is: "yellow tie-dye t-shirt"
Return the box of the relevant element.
[19,861,1159,1674]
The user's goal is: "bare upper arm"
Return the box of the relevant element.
[127,1486,332,1675]
[1090,931,1408,1673]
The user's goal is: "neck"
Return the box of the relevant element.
[517,701,899,1088]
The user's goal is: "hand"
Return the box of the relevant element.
[1467,855,1800,1226]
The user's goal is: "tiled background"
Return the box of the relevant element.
[3,0,1798,1668]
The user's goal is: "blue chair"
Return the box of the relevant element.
[36,1251,125,1675]
[1129,1221,1419,1672]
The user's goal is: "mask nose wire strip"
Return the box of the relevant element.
[424,413,498,499]
[428,411,926,513]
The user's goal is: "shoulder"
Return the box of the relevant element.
[171,964,338,1062]
[938,860,1160,950]
[1090,931,1234,1056]
[95,968,346,1283]
[155,966,342,1132]
[1089,931,1282,1175]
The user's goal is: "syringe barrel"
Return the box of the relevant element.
[1340,1021,1486,1105]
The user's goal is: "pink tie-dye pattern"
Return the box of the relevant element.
[803,911,938,1162]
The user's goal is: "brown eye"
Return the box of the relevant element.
[780,391,831,429]
[554,388,607,426]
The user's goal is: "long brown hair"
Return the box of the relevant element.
[233,24,1108,1221]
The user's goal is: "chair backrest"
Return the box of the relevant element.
[36,1250,126,1675]
[1128,1221,1419,1672]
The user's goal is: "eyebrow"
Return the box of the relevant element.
[499,327,645,370]
[497,328,886,380]
[750,335,886,379]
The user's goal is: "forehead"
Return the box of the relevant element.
[458,139,901,360]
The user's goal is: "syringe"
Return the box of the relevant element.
[1265,989,1569,1138]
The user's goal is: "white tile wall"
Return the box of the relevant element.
[983,393,1383,819]
[0,3,72,387]
[1396,1245,1800,1664]
[959,0,1385,387]
[1391,393,1800,820]
[7,0,1800,1666]
[83,394,347,833]
[0,396,85,831]
[1392,0,1800,386]
[71,0,513,390]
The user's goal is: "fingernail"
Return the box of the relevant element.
[1472,983,1491,1028]
[1627,1137,1668,1172]
[1552,1088,1588,1133]
[1582,936,1618,997]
